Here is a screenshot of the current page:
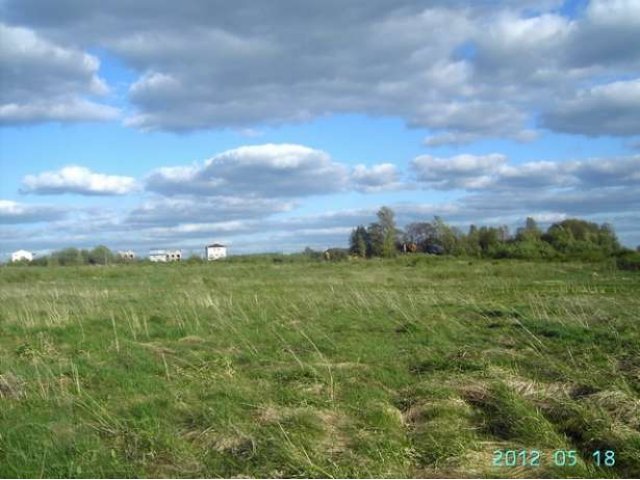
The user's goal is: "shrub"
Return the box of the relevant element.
[616,251,640,271]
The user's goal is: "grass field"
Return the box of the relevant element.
[1,257,639,478]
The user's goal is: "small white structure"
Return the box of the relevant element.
[149,249,181,262]
[11,250,33,263]
[205,243,227,261]
[117,250,136,261]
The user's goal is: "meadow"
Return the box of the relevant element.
[0,256,639,478]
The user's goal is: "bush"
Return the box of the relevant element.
[616,251,640,271]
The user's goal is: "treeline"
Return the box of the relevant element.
[348,206,640,268]
[20,248,210,266]
[9,247,208,266]
[23,246,129,266]
[5,208,639,269]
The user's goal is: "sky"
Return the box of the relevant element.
[1,0,639,258]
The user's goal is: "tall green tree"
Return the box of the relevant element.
[433,216,461,254]
[88,245,114,265]
[543,218,620,258]
[54,248,83,266]
[377,206,397,258]
[349,225,369,257]
[465,224,482,257]
[477,226,500,254]
[367,222,385,257]
[517,217,542,242]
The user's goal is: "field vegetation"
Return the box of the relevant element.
[15,210,640,271]
[1,256,639,478]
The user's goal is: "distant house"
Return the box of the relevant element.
[149,249,181,262]
[205,243,227,261]
[11,250,33,263]
[117,250,136,261]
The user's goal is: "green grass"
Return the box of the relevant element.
[1,257,638,478]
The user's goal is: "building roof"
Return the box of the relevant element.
[207,243,226,248]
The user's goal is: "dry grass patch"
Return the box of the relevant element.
[0,372,26,399]
[177,335,206,345]
[254,404,351,457]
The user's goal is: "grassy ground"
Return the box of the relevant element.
[0,256,638,478]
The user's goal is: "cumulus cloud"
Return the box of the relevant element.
[147,144,410,197]
[126,196,293,228]
[565,0,640,68]
[412,153,640,191]
[351,163,403,192]
[0,23,118,125]
[1,1,639,140]
[146,144,349,197]
[464,186,640,219]
[21,166,138,195]
[541,79,640,136]
[0,199,66,223]
[473,12,573,84]
[411,154,507,189]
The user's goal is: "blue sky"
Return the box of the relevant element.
[1,0,639,258]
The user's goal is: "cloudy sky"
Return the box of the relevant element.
[1,0,639,258]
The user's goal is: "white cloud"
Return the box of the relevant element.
[424,129,538,147]
[565,0,640,68]
[474,12,572,82]
[541,79,640,136]
[3,158,640,253]
[0,23,118,125]
[126,196,294,228]
[585,0,640,28]
[237,128,264,138]
[0,99,118,124]
[146,143,350,197]
[0,199,66,223]
[21,166,138,196]
[411,154,507,189]
[351,163,403,192]
[412,153,640,191]
[410,101,536,144]
[2,2,639,140]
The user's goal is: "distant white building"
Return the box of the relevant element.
[149,249,181,262]
[117,250,136,261]
[205,243,227,261]
[11,250,33,263]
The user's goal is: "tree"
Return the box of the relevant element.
[543,218,620,259]
[377,206,397,258]
[596,223,620,254]
[477,226,500,254]
[465,224,482,257]
[516,217,542,242]
[367,222,385,257]
[88,245,114,265]
[405,222,437,251]
[349,226,369,257]
[365,207,398,258]
[54,248,83,266]
[497,225,510,243]
[432,216,460,254]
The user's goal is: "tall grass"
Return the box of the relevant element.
[0,258,638,477]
